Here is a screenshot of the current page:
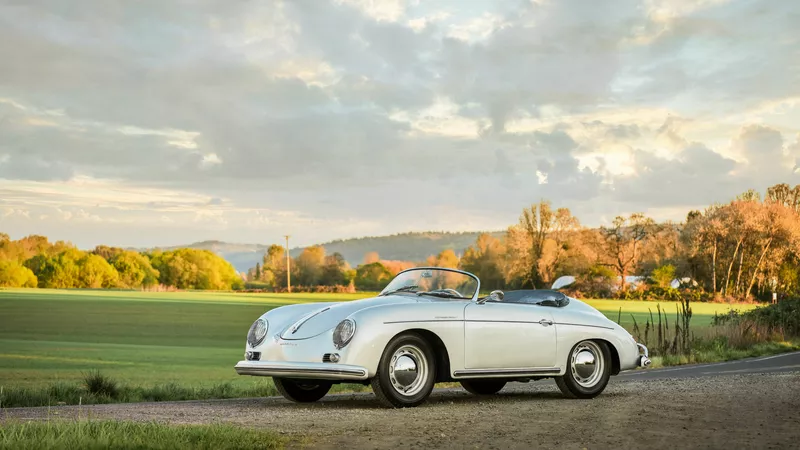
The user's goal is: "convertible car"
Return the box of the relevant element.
[235,267,650,408]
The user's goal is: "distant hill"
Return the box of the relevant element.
[155,231,504,273]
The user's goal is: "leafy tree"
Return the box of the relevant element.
[597,213,656,290]
[320,252,352,286]
[25,249,84,288]
[110,251,159,288]
[355,262,393,291]
[263,244,289,288]
[460,233,504,290]
[651,264,676,289]
[517,201,580,288]
[0,260,37,287]
[425,249,459,268]
[92,245,125,262]
[79,254,120,288]
[295,246,326,286]
[149,248,241,290]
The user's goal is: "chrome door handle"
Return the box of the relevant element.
[538,319,554,326]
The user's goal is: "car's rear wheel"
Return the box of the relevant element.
[371,332,436,408]
[274,378,332,403]
[555,340,611,399]
[460,379,506,396]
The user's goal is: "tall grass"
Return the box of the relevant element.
[0,370,371,408]
[628,295,800,368]
[0,420,285,450]
[630,296,693,356]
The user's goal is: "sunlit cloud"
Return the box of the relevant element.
[0,0,797,248]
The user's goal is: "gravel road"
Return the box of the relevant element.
[4,354,800,449]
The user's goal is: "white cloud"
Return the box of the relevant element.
[336,0,410,22]
[446,13,508,43]
[200,153,222,168]
[0,0,797,248]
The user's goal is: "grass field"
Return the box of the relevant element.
[0,420,285,449]
[0,288,757,393]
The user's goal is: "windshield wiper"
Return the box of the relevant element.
[380,285,421,296]
[416,291,466,299]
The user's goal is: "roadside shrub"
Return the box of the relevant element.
[713,298,800,338]
[83,370,119,399]
[650,264,676,289]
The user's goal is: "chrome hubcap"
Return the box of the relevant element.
[570,341,604,388]
[389,345,427,396]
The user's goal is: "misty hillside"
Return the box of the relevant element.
[160,231,504,273]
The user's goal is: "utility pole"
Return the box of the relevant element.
[284,235,291,293]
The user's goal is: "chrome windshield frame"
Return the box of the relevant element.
[382,267,481,302]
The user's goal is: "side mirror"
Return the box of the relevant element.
[477,290,504,304]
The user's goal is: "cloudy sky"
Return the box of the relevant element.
[1,0,799,249]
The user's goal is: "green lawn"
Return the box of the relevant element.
[0,289,368,389]
[0,420,285,449]
[0,289,756,391]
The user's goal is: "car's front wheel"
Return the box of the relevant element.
[371,332,436,408]
[555,340,611,399]
[460,379,507,396]
[274,378,332,403]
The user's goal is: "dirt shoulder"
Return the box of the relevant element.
[4,372,800,449]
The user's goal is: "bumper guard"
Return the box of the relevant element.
[234,360,369,381]
[636,343,652,368]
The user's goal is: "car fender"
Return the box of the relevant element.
[344,301,467,378]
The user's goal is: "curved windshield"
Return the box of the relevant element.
[379,268,479,300]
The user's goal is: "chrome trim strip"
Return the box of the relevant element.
[383,319,463,324]
[289,307,331,334]
[554,322,614,330]
[234,361,369,380]
[453,367,560,378]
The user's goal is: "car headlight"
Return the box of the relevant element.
[333,319,356,349]
[247,318,268,347]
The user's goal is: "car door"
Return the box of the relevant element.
[463,302,557,369]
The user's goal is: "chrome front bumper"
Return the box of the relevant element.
[637,343,652,368]
[234,360,369,381]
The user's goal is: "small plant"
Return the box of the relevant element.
[82,370,118,399]
[631,295,694,357]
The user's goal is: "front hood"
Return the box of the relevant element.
[279,295,417,340]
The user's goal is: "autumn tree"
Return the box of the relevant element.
[110,250,159,288]
[320,252,353,286]
[597,213,656,290]
[295,246,326,286]
[79,253,120,288]
[516,201,580,288]
[426,249,459,269]
[262,244,288,288]
[355,262,393,291]
[460,233,505,290]
[0,260,37,287]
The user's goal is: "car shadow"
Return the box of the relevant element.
[244,384,628,410]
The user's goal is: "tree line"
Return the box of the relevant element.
[0,236,242,290]
[247,182,800,301]
[467,182,800,300]
[4,182,798,300]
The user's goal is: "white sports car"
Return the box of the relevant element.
[235,267,650,408]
